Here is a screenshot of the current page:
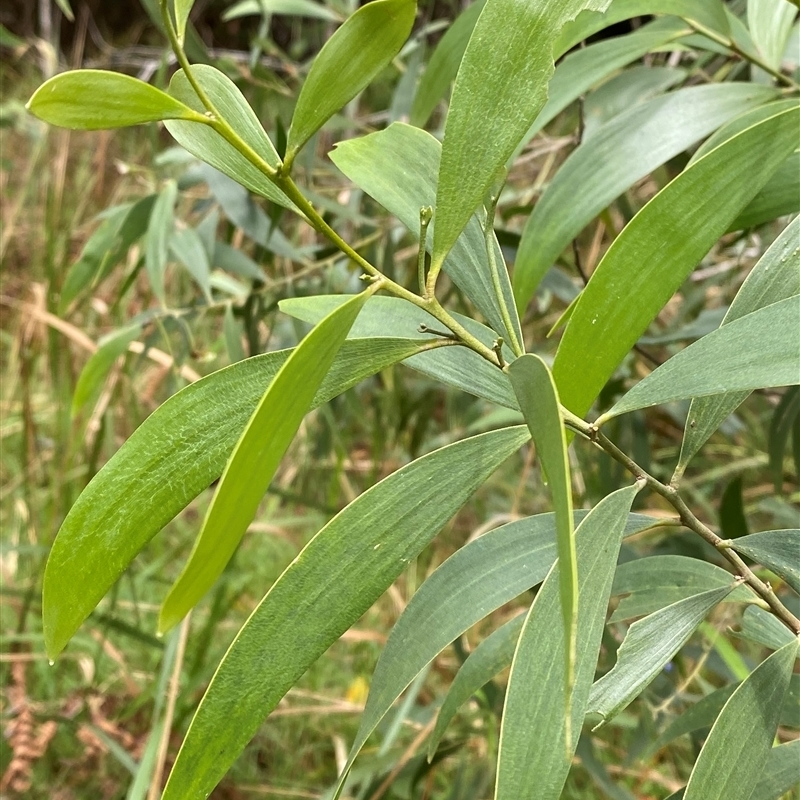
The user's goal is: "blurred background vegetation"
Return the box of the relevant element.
[1,1,797,798]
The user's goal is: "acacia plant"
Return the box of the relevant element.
[28,0,799,797]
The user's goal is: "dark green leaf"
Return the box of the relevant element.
[496,483,642,800]
[683,639,798,800]
[27,69,206,129]
[588,585,735,723]
[161,425,530,799]
[508,354,578,706]
[769,386,800,491]
[750,740,800,800]
[719,476,749,540]
[739,605,796,651]
[730,151,800,231]
[330,123,523,349]
[286,0,416,161]
[553,103,800,419]
[42,337,434,659]
[730,529,800,595]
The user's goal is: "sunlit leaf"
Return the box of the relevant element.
[286,0,416,161]
[161,425,530,799]
[27,69,206,129]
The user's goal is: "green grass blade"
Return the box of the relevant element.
[158,289,374,633]
[42,337,431,659]
[495,483,642,800]
[684,639,798,800]
[432,0,611,272]
[286,0,415,161]
[160,425,530,800]
[553,102,800,419]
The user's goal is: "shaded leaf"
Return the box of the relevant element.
[600,296,800,421]
[588,585,734,723]
[222,0,339,21]
[750,740,800,800]
[432,0,614,272]
[496,483,642,800]
[330,123,522,349]
[719,476,749,540]
[747,0,797,71]
[683,639,798,800]
[738,605,796,651]
[169,227,212,302]
[286,0,416,161]
[145,181,177,304]
[161,425,530,799]
[42,336,436,659]
[508,354,577,707]
[173,0,196,43]
[166,65,293,209]
[27,69,206,129]
[553,103,799,418]
[513,83,778,314]
[730,529,800,595]
[729,150,800,231]
[678,215,800,476]
[769,385,800,491]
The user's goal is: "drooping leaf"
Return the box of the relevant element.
[72,325,142,417]
[165,65,294,209]
[769,385,800,491]
[730,529,800,595]
[330,123,523,349]
[145,180,177,304]
[513,83,778,314]
[610,555,754,622]
[169,227,212,302]
[599,296,800,422]
[508,354,578,709]
[588,585,735,724]
[432,0,612,272]
[553,103,800,419]
[26,69,206,129]
[42,336,436,659]
[683,639,798,800]
[719,476,749,540]
[495,483,642,800]
[285,0,416,161]
[279,294,517,407]
[410,0,485,127]
[160,425,530,800]
[428,613,525,759]
[336,509,658,782]
[678,215,800,476]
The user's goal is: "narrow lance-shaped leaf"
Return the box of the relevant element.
[160,425,530,800]
[336,509,658,784]
[145,180,177,305]
[166,65,294,209]
[513,83,778,314]
[432,0,612,272]
[588,584,735,724]
[747,0,797,72]
[496,483,642,800]
[677,214,800,477]
[42,336,435,659]
[285,0,416,163]
[428,613,525,759]
[553,103,800,419]
[508,354,578,720]
[729,529,800,595]
[330,123,523,350]
[173,0,196,44]
[598,296,800,423]
[26,69,208,130]
[158,289,375,633]
[739,605,796,651]
[684,639,799,800]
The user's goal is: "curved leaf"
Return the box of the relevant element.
[27,69,206,130]
[553,102,800,419]
[432,0,612,272]
[165,65,293,209]
[508,354,577,706]
[678,215,800,476]
[739,605,796,651]
[684,639,798,800]
[747,0,797,71]
[161,425,530,800]
[729,151,800,231]
[330,123,523,349]
[428,613,525,759]
[42,336,436,659]
[341,509,658,787]
[588,585,735,724]
[158,290,373,633]
[496,483,642,800]
[174,0,195,43]
[286,0,416,161]
[513,83,778,313]
[730,529,800,595]
[601,296,800,422]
